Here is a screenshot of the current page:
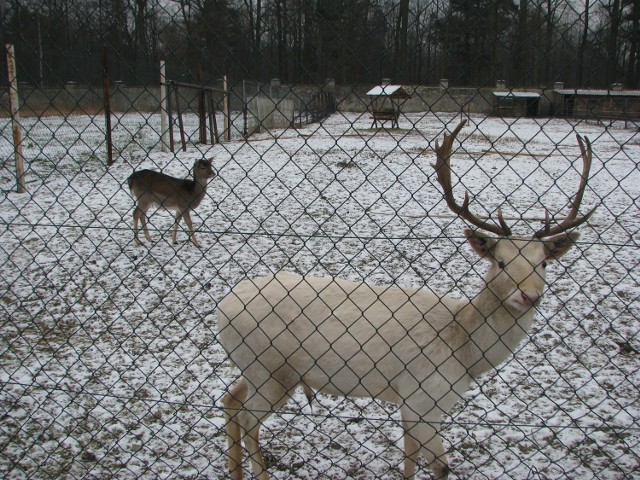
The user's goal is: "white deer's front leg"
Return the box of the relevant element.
[401,405,449,480]
[402,413,420,479]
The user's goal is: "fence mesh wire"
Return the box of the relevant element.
[1,1,639,479]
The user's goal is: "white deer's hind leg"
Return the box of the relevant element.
[241,417,270,480]
[223,379,249,480]
[237,378,293,480]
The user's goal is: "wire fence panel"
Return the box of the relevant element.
[1,1,639,479]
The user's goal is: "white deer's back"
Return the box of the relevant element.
[218,271,469,403]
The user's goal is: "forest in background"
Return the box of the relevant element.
[2,0,640,89]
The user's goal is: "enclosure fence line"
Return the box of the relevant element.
[1,2,639,479]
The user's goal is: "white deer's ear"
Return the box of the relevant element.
[544,231,580,261]
[465,228,498,259]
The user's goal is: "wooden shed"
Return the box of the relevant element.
[366,82,411,128]
[492,91,540,117]
[553,87,640,122]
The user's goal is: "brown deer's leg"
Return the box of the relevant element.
[132,207,143,245]
[172,212,183,245]
[139,209,153,242]
[182,211,200,247]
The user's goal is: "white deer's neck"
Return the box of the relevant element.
[457,286,536,379]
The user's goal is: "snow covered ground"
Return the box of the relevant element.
[0,110,638,479]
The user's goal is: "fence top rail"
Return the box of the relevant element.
[163,80,226,93]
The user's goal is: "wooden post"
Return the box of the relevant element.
[242,79,248,137]
[160,60,169,152]
[6,44,26,193]
[197,64,206,144]
[223,75,231,141]
[207,91,219,144]
[167,84,175,153]
[102,46,114,167]
[173,83,187,151]
[212,92,219,143]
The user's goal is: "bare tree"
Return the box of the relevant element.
[607,0,623,85]
[623,0,640,87]
[393,0,409,81]
[577,0,592,86]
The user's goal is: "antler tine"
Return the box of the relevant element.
[432,120,512,237]
[533,134,596,238]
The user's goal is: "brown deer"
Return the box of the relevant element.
[217,120,595,479]
[127,159,215,247]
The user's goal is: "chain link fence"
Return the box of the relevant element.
[1,1,639,479]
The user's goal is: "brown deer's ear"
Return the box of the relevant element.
[465,228,498,259]
[544,231,580,261]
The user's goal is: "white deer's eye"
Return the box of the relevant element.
[497,260,506,269]
[541,261,548,269]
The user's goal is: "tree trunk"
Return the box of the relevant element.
[626,0,640,88]
[607,0,622,86]
[394,0,409,81]
[577,0,590,86]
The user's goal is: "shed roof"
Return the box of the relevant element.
[493,91,540,99]
[366,85,411,98]
[555,88,640,97]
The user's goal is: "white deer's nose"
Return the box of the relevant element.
[520,290,542,307]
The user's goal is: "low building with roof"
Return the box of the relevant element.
[491,81,540,117]
[492,91,541,117]
[553,84,640,122]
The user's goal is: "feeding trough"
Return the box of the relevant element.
[366,79,411,129]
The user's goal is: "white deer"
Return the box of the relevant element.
[217,120,595,479]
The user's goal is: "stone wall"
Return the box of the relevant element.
[332,83,554,116]
[1,80,555,117]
